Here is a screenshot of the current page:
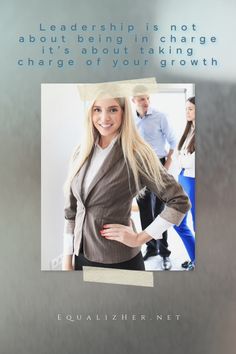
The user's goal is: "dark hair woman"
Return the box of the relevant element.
[174,96,196,271]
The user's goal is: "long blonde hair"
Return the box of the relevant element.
[64,95,165,196]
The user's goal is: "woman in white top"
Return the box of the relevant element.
[62,91,190,271]
[174,97,196,270]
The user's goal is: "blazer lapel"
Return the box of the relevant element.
[84,140,123,202]
[72,149,94,203]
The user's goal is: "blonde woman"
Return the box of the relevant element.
[63,94,190,271]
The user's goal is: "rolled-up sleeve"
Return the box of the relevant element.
[140,166,191,226]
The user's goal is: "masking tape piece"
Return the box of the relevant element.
[77,78,158,101]
[83,266,154,287]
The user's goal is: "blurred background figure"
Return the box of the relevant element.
[132,87,177,270]
[174,97,196,271]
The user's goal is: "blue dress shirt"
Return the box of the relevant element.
[134,107,176,158]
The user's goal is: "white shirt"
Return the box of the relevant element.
[177,125,195,178]
[83,137,118,195]
[63,138,173,256]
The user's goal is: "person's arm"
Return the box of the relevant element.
[62,255,73,271]
[143,165,191,224]
[62,232,74,270]
[101,166,191,247]
[164,148,174,170]
[62,188,77,270]
[160,114,176,170]
[101,217,173,247]
[101,225,151,247]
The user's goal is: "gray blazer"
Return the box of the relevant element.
[64,140,190,264]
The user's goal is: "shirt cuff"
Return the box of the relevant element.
[144,216,173,240]
[63,233,74,256]
[64,219,75,234]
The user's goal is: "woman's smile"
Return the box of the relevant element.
[92,98,123,147]
[98,123,113,128]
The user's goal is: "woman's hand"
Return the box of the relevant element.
[62,255,74,271]
[100,224,152,247]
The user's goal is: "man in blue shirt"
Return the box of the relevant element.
[132,92,177,270]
